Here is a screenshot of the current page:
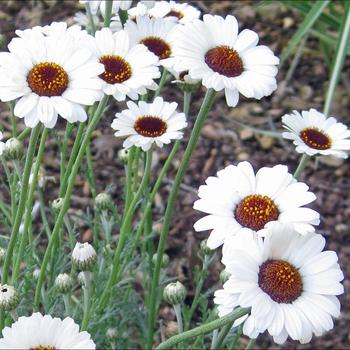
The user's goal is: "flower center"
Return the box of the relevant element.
[99,55,132,84]
[27,62,68,97]
[165,10,184,19]
[234,194,279,231]
[32,346,56,350]
[205,46,243,78]
[299,127,332,150]
[134,116,167,137]
[258,259,303,303]
[140,36,171,60]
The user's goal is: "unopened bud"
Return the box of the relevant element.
[72,242,97,271]
[3,138,23,161]
[152,253,169,268]
[52,198,64,213]
[0,284,19,311]
[106,328,118,341]
[118,148,129,163]
[163,281,186,305]
[219,270,231,284]
[33,269,40,280]
[200,239,213,257]
[95,192,113,211]
[55,273,73,294]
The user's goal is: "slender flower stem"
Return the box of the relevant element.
[85,3,97,35]
[2,125,41,284]
[245,338,256,350]
[154,69,169,98]
[210,329,219,350]
[156,308,249,350]
[183,91,191,117]
[214,320,235,350]
[97,149,153,312]
[63,294,71,317]
[173,304,184,334]
[12,128,49,285]
[293,153,310,179]
[17,127,31,141]
[34,96,109,310]
[124,146,136,217]
[147,89,216,348]
[60,123,74,182]
[103,0,113,27]
[9,101,17,137]
[59,122,85,197]
[81,271,92,331]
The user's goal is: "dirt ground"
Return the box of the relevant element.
[0,0,349,349]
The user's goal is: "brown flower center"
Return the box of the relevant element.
[235,194,279,231]
[99,55,132,84]
[134,116,167,137]
[27,62,68,97]
[258,259,303,303]
[165,10,184,19]
[299,127,331,150]
[140,36,171,60]
[205,46,243,77]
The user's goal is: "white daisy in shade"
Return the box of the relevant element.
[214,225,344,344]
[124,16,179,68]
[149,1,201,24]
[173,14,279,107]
[85,27,160,101]
[72,242,97,271]
[0,26,103,128]
[0,132,5,157]
[111,96,187,151]
[282,108,350,159]
[193,161,319,249]
[0,312,95,349]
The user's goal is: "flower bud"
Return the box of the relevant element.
[118,148,129,163]
[77,271,86,286]
[163,281,186,305]
[219,270,231,284]
[52,198,64,213]
[0,248,6,263]
[33,269,40,280]
[94,192,113,211]
[3,138,23,161]
[55,273,73,294]
[200,239,213,257]
[106,328,118,341]
[152,253,169,268]
[0,284,19,311]
[72,242,97,271]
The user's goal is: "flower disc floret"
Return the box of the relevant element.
[299,127,331,150]
[140,36,172,60]
[99,55,132,84]
[134,116,167,137]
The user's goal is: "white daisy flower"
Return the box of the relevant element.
[173,14,279,107]
[0,312,95,349]
[0,132,5,157]
[124,16,179,68]
[214,225,344,344]
[72,242,97,271]
[149,1,200,24]
[282,108,350,159]
[85,27,160,101]
[0,25,104,128]
[111,96,187,151]
[80,0,132,16]
[193,161,320,249]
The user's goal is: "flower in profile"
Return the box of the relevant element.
[111,96,187,151]
[0,132,5,157]
[282,108,350,159]
[72,242,97,271]
[214,225,344,344]
[0,312,95,349]
[193,161,319,249]
[173,14,279,107]
[0,24,104,128]
[86,27,160,101]
[149,1,200,24]
[124,16,179,68]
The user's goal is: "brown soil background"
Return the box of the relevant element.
[0,0,349,349]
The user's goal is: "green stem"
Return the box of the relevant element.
[154,69,169,98]
[323,3,350,117]
[60,123,74,183]
[9,101,17,137]
[156,308,249,350]
[174,304,184,334]
[103,0,113,27]
[147,89,216,348]
[81,271,92,331]
[17,128,31,141]
[245,338,256,350]
[97,149,153,312]
[293,153,310,179]
[214,320,234,350]
[34,96,109,310]
[183,91,191,117]
[210,329,219,350]
[85,3,97,35]
[2,125,41,284]
[124,146,135,217]
[118,9,129,26]
[12,128,49,285]
[86,142,97,199]
[63,294,71,317]
[59,122,85,196]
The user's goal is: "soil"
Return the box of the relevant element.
[0,0,350,349]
